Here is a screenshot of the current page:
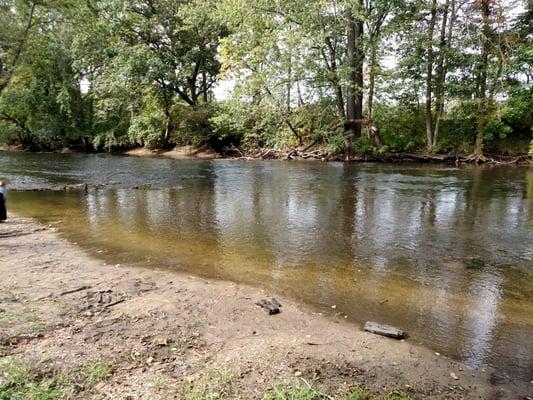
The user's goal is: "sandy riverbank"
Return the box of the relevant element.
[123,146,219,159]
[0,217,528,399]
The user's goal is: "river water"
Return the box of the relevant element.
[1,152,532,385]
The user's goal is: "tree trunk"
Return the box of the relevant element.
[321,38,345,119]
[367,37,384,148]
[287,46,292,112]
[354,3,364,139]
[345,3,364,158]
[202,71,208,103]
[433,0,456,148]
[346,9,357,158]
[474,0,491,157]
[425,0,438,151]
[433,0,452,150]
[164,108,173,147]
[297,79,304,107]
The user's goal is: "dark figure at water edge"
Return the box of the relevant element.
[0,181,7,222]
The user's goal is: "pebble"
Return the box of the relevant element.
[294,371,302,377]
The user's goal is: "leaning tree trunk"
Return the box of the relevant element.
[433,0,453,149]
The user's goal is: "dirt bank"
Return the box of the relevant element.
[0,217,529,399]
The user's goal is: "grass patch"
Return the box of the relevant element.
[262,381,411,400]
[0,307,48,337]
[0,357,63,400]
[183,368,234,400]
[263,384,331,400]
[80,361,111,388]
[0,357,114,400]
[345,387,371,400]
[0,308,39,323]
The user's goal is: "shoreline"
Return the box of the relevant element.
[2,146,532,165]
[0,216,528,399]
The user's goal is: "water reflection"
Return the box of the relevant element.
[5,155,533,386]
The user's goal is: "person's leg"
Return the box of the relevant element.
[0,193,6,221]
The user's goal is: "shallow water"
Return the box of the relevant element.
[1,151,532,384]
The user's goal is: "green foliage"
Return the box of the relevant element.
[209,100,256,146]
[373,104,426,152]
[0,0,530,155]
[127,94,167,149]
[172,103,214,146]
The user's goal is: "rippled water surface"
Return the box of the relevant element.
[1,152,532,384]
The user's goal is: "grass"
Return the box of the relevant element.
[263,384,331,400]
[0,307,48,337]
[262,381,411,400]
[0,357,63,400]
[183,369,234,400]
[0,357,113,400]
[0,357,412,400]
[80,361,111,389]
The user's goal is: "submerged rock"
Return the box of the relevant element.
[464,258,489,270]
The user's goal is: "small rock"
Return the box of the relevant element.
[294,371,302,377]
[154,337,169,347]
[450,372,459,380]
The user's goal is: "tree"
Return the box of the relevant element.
[0,0,37,95]
[77,0,228,148]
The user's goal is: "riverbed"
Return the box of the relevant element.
[1,151,532,387]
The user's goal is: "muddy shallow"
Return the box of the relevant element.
[1,152,532,386]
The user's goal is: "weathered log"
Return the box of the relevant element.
[363,321,406,339]
[255,299,281,315]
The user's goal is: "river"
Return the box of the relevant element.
[1,151,532,385]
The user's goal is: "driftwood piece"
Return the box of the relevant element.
[255,298,282,315]
[59,285,92,296]
[363,321,406,339]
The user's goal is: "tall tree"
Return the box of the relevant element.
[0,0,37,95]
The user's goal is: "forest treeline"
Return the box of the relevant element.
[0,0,531,158]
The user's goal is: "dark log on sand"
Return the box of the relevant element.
[363,321,406,339]
[255,298,282,315]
